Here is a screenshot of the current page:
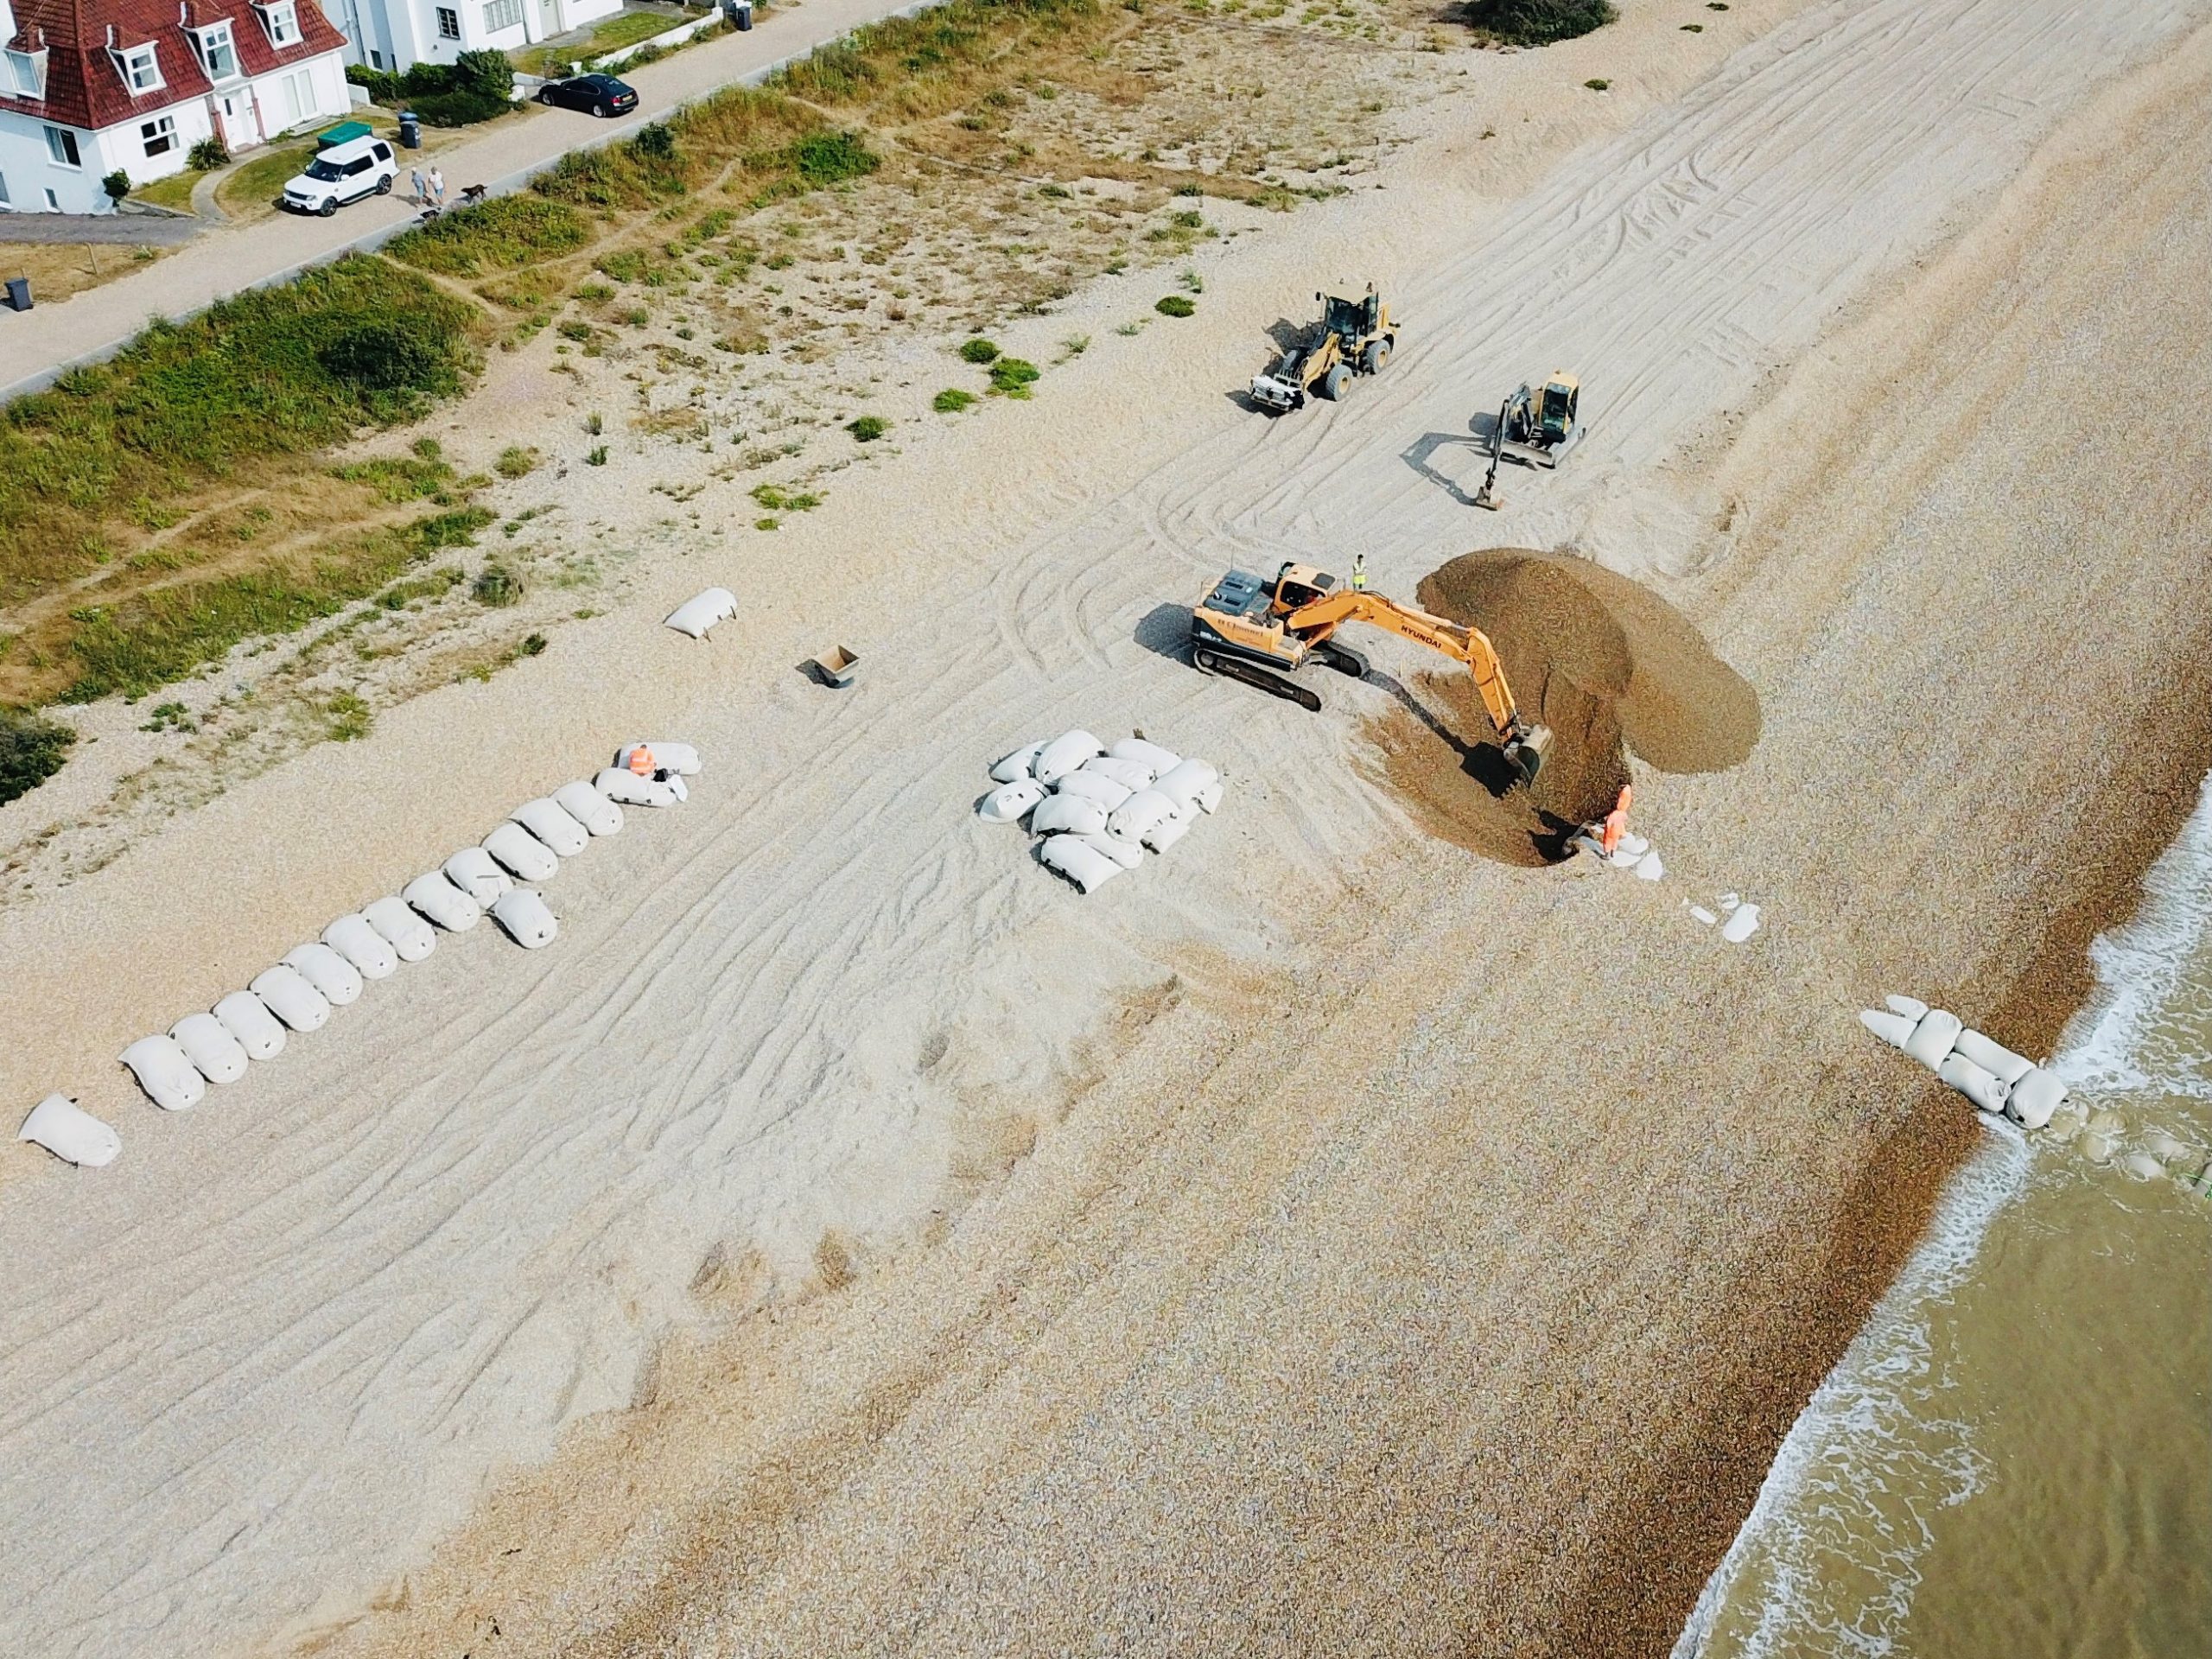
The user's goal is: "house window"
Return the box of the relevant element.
[436,6,461,37]
[141,115,178,157]
[45,187,60,208]
[6,47,47,99]
[121,43,164,92]
[263,2,302,46]
[483,0,523,30]
[44,124,81,168]
[0,171,10,205]
[194,22,238,79]
[369,48,383,67]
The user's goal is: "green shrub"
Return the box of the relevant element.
[786,130,879,185]
[847,415,888,441]
[960,337,1001,364]
[751,483,822,511]
[188,134,229,171]
[101,169,130,202]
[586,444,608,465]
[454,48,514,101]
[411,88,512,127]
[1460,0,1617,45]
[495,445,539,478]
[933,387,976,412]
[1584,77,1610,90]
[988,356,1040,396]
[1154,295,1195,317]
[323,691,372,741]
[0,709,76,805]
[472,563,523,606]
[389,196,590,275]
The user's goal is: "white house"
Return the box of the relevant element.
[0,0,352,213]
[326,0,623,73]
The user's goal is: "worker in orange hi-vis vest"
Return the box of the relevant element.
[627,745,656,778]
[1599,784,1633,857]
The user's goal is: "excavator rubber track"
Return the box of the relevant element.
[1193,647,1324,712]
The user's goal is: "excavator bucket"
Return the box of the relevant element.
[1504,723,1552,786]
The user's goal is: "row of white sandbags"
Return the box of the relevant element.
[23,745,701,1160]
[980,731,1220,893]
[1859,994,2066,1128]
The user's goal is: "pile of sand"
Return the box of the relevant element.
[1368,549,1759,864]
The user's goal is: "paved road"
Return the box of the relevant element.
[0,0,939,402]
[0,213,200,245]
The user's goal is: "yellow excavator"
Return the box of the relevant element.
[1188,561,1553,785]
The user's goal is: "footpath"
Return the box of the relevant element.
[0,0,936,404]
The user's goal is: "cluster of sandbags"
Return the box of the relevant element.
[981,731,1220,894]
[1858,994,2066,1128]
[30,747,700,1160]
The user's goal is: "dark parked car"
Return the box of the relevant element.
[536,73,640,118]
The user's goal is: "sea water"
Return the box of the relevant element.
[1677,778,2212,1658]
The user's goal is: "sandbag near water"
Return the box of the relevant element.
[171,1013,249,1085]
[514,798,589,858]
[1039,835,1122,893]
[19,1094,121,1167]
[980,779,1045,824]
[404,872,482,932]
[664,588,736,639]
[1034,730,1104,786]
[595,768,681,809]
[555,780,623,837]
[1109,736,1182,774]
[251,964,331,1033]
[364,895,437,963]
[1109,789,1178,844]
[1032,794,1111,838]
[1154,758,1221,814]
[324,914,400,980]
[1903,1008,1962,1070]
[443,847,512,907]
[1954,1027,2033,1085]
[284,942,363,1007]
[484,821,561,881]
[991,741,1046,785]
[1055,770,1133,810]
[619,741,702,777]
[2007,1067,2067,1130]
[121,1036,204,1111]
[1859,1007,1918,1048]
[1084,756,1157,792]
[214,991,287,1062]
[491,887,558,949]
[1939,1053,2010,1115]
[1078,830,1146,871]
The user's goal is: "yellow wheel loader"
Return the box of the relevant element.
[1187,561,1553,785]
[1249,285,1397,412]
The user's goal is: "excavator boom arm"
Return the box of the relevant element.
[1282,588,1525,740]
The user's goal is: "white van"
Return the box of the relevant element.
[281,135,399,217]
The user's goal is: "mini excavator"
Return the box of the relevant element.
[1188,561,1553,785]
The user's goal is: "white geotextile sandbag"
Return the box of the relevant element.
[1054,769,1133,810]
[1938,1053,2011,1114]
[324,914,400,980]
[214,991,287,1061]
[1109,789,1178,843]
[404,872,482,932]
[991,741,1046,784]
[1720,902,1763,944]
[1039,835,1122,893]
[171,1013,249,1085]
[514,798,589,858]
[1033,730,1104,786]
[122,1036,205,1111]
[595,768,681,808]
[1084,756,1157,792]
[1633,851,1665,880]
[2007,1067,2067,1130]
[284,942,363,1007]
[365,895,437,963]
[484,821,561,881]
[979,780,1045,823]
[1885,994,1929,1022]
[1154,758,1221,814]
[443,847,512,907]
[618,741,702,777]
[555,780,623,837]
[1077,831,1146,871]
[251,964,331,1033]
[1032,794,1111,838]
[1954,1028,2033,1085]
[19,1094,120,1167]
[1141,812,1192,854]
[1859,1008,1917,1048]
[664,588,736,639]
[1902,1007,1962,1070]
[1109,736,1182,774]
[491,887,558,949]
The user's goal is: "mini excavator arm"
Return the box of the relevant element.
[1281,587,1553,782]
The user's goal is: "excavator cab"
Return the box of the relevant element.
[1536,376,1579,442]
[1493,370,1586,470]
[1270,562,1338,613]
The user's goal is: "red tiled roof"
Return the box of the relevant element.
[3,0,344,132]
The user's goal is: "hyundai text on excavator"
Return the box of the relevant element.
[1188,562,1554,785]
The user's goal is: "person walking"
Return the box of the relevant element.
[427,166,446,207]
[408,167,425,206]
[1351,552,1369,591]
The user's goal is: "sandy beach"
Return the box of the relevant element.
[3,0,2211,1653]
